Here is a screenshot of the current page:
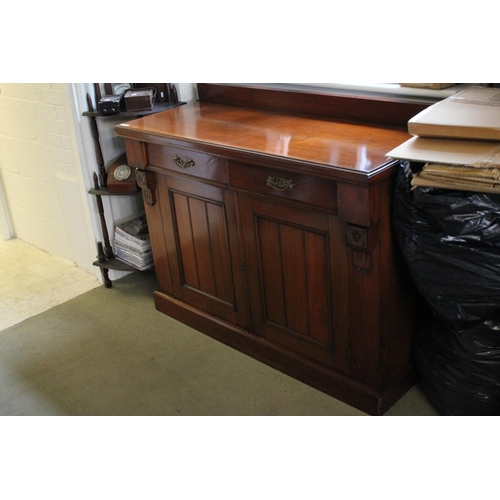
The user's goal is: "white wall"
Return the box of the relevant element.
[0,83,98,276]
[0,82,198,282]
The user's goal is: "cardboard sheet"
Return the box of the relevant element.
[386,136,500,168]
[411,172,500,195]
[421,163,500,182]
[408,86,500,141]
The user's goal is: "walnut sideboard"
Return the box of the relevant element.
[115,95,419,415]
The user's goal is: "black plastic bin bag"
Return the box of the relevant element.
[392,162,500,415]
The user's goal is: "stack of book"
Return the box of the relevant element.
[387,86,500,194]
[114,214,154,271]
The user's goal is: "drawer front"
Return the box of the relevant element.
[229,161,337,211]
[146,143,227,184]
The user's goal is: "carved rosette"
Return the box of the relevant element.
[347,225,371,272]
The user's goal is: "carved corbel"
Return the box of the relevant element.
[135,168,156,206]
[347,225,371,272]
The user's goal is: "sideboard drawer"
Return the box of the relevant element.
[229,161,337,211]
[146,143,228,184]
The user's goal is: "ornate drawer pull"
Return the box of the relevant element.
[267,176,295,191]
[173,154,195,169]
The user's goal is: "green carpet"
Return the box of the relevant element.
[0,271,438,416]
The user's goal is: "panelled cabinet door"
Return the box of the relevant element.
[154,173,249,329]
[238,193,351,373]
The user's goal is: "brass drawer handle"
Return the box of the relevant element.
[267,176,295,191]
[173,154,195,169]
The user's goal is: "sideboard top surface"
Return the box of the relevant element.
[115,102,410,177]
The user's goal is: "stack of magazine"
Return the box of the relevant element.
[114,214,154,271]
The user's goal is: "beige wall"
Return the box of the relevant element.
[0,83,96,271]
[0,83,198,278]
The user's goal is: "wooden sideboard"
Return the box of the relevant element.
[114,87,423,415]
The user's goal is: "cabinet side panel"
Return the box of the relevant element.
[377,177,416,383]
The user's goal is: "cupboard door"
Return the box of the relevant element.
[155,173,248,328]
[238,193,350,371]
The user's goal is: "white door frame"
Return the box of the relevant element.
[0,175,13,240]
[66,83,105,280]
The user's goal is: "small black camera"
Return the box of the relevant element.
[97,95,124,115]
